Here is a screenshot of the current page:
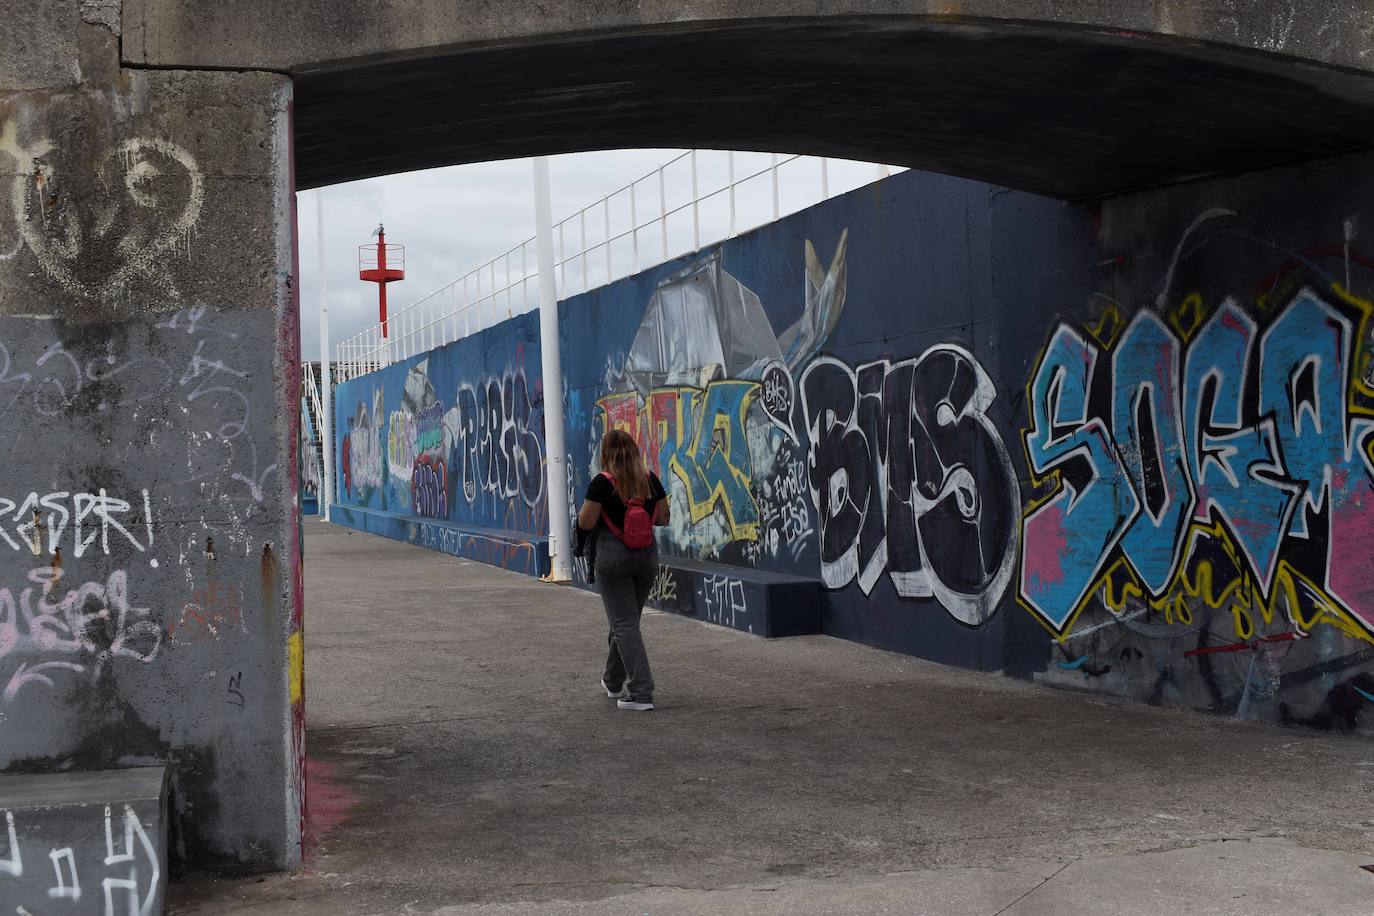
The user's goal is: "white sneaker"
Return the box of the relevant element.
[601,679,625,698]
[617,698,654,711]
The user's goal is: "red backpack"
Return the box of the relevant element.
[601,473,655,549]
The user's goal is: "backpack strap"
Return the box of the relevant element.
[598,472,625,537]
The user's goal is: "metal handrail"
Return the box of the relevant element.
[335,151,899,380]
[300,362,324,498]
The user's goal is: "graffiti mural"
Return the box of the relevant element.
[332,163,1374,732]
[332,320,549,573]
[592,236,847,561]
[443,370,545,511]
[800,346,1020,626]
[343,388,384,497]
[598,379,761,542]
[1010,204,1374,729]
[1019,287,1374,643]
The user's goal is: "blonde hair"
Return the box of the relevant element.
[600,429,650,499]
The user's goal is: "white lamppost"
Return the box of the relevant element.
[533,157,572,581]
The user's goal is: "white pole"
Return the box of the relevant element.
[315,192,334,522]
[533,157,572,582]
[728,150,736,237]
[771,153,780,221]
[630,183,639,271]
[690,150,700,250]
[658,167,668,259]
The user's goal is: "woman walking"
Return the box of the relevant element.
[577,429,669,711]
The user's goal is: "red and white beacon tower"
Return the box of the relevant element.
[359,223,405,362]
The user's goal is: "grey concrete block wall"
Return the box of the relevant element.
[120,0,1374,75]
[0,16,301,870]
[0,767,168,912]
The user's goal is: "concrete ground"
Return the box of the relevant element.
[169,519,1374,915]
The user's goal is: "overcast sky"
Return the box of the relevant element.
[296,150,895,361]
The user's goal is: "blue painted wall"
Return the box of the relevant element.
[332,313,549,575]
[332,156,1374,735]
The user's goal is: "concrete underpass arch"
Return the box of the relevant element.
[116,4,1374,198]
[4,0,1374,880]
[287,16,1374,199]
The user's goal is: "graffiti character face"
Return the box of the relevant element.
[2,120,204,301]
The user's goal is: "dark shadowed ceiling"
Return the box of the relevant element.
[292,18,1374,199]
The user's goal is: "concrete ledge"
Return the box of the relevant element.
[0,766,168,914]
[331,505,550,577]
[644,556,822,638]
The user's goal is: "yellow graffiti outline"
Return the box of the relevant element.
[668,381,760,542]
[1331,282,1374,412]
[1165,292,1209,342]
[1085,301,1125,348]
[1093,518,1374,645]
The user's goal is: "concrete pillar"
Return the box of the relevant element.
[0,13,301,870]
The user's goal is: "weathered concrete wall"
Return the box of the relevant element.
[121,1,1374,74]
[117,2,1374,200]
[345,153,1374,736]
[0,16,301,870]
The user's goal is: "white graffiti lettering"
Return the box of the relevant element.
[0,490,153,558]
[701,574,747,629]
[0,568,161,703]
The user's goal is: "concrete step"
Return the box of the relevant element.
[644,556,822,638]
[0,767,167,915]
[332,505,550,577]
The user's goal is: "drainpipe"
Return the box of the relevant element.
[533,157,571,581]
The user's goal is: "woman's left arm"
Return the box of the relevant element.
[651,473,671,526]
[577,499,602,531]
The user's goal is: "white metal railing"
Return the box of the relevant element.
[301,362,324,498]
[335,151,900,380]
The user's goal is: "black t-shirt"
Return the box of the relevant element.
[586,472,666,529]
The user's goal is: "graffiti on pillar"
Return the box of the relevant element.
[593,235,846,561]
[799,346,1021,626]
[167,580,245,645]
[1019,286,1374,645]
[0,803,163,915]
[0,566,163,703]
[1,309,277,505]
[0,490,154,559]
[0,120,204,301]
